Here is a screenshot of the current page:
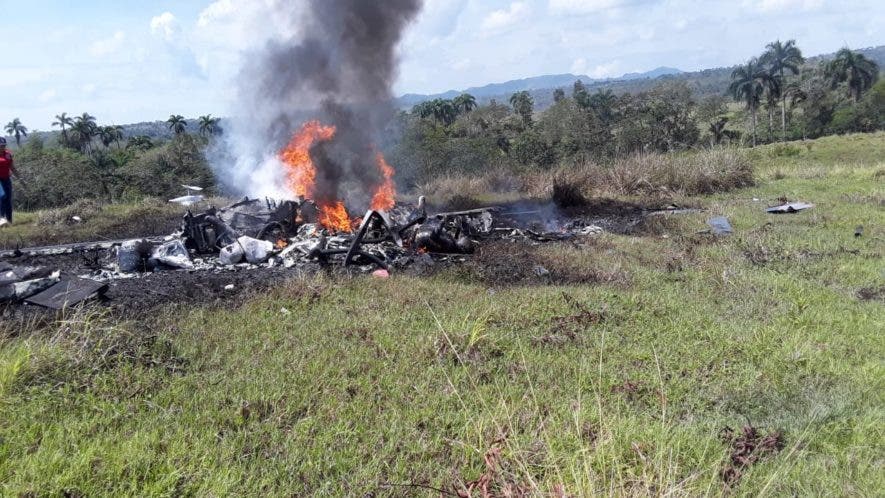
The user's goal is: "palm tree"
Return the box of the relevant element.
[110,125,124,148]
[167,115,188,135]
[589,89,617,124]
[52,112,74,144]
[426,99,456,125]
[76,113,98,132]
[198,115,221,136]
[453,94,477,115]
[69,114,98,153]
[729,58,777,147]
[764,87,779,142]
[98,125,124,148]
[509,91,534,126]
[762,40,804,141]
[4,118,28,146]
[825,48,879,102]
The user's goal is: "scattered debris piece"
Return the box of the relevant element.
[218,241,246,265]
[12,271,62,301]
[224,284,235,291]
[238,236,274,264]
[372,269,390,279]
[117,239,152,272]
[149,240,194,270]
[766,202,814,214]
[708,216,734,236]
[719,425,785,486]
[169,195,205,206]
[579,225,604,236]
[854,225,864,238]
[25,278,108,309]
[648,204,704,216]
[533,265,550,277]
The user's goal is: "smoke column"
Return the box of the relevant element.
[213,0,423,206]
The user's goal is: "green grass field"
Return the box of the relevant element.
[1,133,883,496]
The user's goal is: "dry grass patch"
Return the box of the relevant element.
[419,148,754,205]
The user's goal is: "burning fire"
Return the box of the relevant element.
[280,120,336,199]
[317,200,352,233]
[371,152,397,211]
[279,121,398,233]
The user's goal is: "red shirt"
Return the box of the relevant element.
[0,150,12,180]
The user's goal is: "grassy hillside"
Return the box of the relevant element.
[0,133,883,496]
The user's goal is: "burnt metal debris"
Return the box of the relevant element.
[1,196,620,308]
[766,202,814,214]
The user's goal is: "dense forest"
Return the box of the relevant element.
[3,42,882,211]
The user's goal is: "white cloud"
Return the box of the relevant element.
[150,12,180,42]
[481,2,530,32]
[745,0,823,12]
[197,0,236,28]
[451,58,472,71]
[549,0,627,14]
[589,61,622,78]
[82,83,97,95]
[90,31,125,57]
[572,58,624,78]
[37,89,57,103]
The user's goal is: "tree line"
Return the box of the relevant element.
[2,112,222,210]
[388,42,881,185]
[730,41,879,146]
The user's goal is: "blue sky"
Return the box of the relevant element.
[3,0,883,130]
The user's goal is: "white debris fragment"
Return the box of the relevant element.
[169,195,205,206]
[224,284,235,291]
[13,271,61,300]
[219,242,245,265]
[579,225,604,236]
[238,236,275,264]
[150,240,194,269]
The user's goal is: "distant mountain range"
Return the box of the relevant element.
[397,67,683,107]
[396,45,885,111]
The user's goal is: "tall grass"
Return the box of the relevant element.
[420,148,754,205]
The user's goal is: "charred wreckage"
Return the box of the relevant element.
[1,196,606,310]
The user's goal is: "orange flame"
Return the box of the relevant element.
[318,201,352,233]
[279,121,397,232]
[371,152,397,212]
[280,121,336,199]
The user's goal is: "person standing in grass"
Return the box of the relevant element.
[0,137,20,226]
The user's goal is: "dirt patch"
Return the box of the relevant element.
[534,293,607,346]
[1,247,312,323]
[719,425,786,487]
[857,286,885,303]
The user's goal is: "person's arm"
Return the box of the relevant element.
[9,154,23,182]
[8,155,19,179]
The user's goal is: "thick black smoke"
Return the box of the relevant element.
[235,0,423,207]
